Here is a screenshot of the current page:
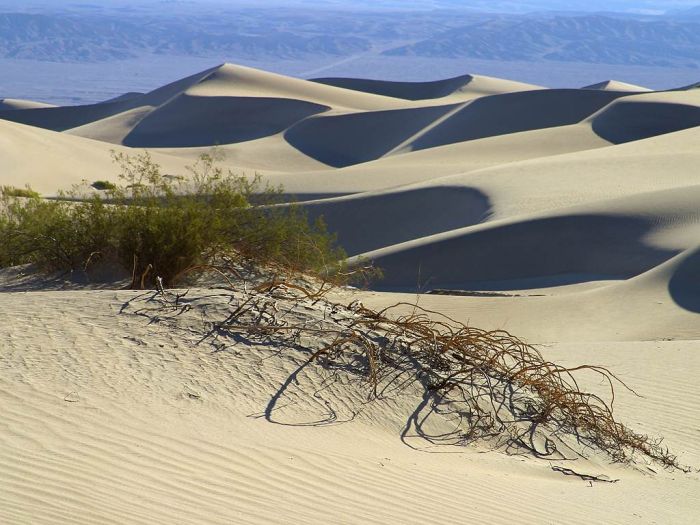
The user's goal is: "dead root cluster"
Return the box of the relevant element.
[141,272,687,472]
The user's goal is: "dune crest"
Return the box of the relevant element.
[312,73,542,101]
[582,79,652,92]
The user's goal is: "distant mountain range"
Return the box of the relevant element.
[1,6,700,68]
[0,12,374,62]
[384,15,700,68]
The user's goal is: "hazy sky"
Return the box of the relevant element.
[1,0,699,11]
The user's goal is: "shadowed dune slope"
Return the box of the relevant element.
[285,89,629,167]
[589,91,700,144]
[668,246,700,314]
[352,185,700,291]
[302,186,491,256]
[285,103,459,167]
[98,92,146,104]
[0,65,221,131]
[311,74,541,101]
[355,214,678,291]
[359,244,700,343]
[123,96,330,148]
[312,74,477,100]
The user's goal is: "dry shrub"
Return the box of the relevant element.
[143,272,687,471]
[0,151,347,287]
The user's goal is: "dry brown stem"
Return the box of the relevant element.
[140,273,687,471]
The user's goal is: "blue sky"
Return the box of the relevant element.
[0,0,698,16]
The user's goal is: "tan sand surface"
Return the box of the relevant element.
[1,287,698,524]
[0,98,56,110]
[1,63,699,524]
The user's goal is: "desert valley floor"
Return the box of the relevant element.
[1,64,700,524]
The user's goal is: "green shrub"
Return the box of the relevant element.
[91,180,117,191]
[0,151,347,288]
[1,185,40,199]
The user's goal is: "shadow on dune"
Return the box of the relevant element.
[124,95,329,147]
[591,100,700,144]
[285,104,459,167]
[0,65,220,132]
[311,74,475,100]
[668,247,700,314]
[409,89,626,150]
[302,186,491,256]
[285,89,627,167]
[364,214,680,291]
[0,98,140,131]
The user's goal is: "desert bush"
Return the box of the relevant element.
[91,180,117,191]
[1,185,40,199]
[0,151,347,287]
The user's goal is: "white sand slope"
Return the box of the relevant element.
[0,98,56,110]
[0,119,187,193]
[1,287,699,524]
[1,63,700,524]
[582,80,652,92]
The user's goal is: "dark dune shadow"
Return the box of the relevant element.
[302,186,491,256]
[285,89,627,168]
[367,214,680,291]
[0,65,219,131]
[410,88,627,151]
[311,74,475,100]
[0,98,139,131]
[285,103,459,167]
[668,247,700,314]
[591,100,700,144]
[124,95,329,147]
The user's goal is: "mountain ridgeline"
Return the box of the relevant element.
[2,8,700,68]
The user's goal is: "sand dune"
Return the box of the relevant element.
[589,90,700,143]
[1,63,700,524]
[185,63,410,111]
[302,186,491,256]
[312,73,542,100]
[359,239,700,344]
[0,98,56,110]
[97,92,145,104]
[0,119,186,193]
[582,80,652,92]
[123,95,330,148]
[285,89,628,167]
[65,63,426,148]
[0,65,220,132]
[352,185,700,291]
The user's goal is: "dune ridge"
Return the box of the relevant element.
[311,73,543,101]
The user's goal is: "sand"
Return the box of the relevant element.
[1,62,699,524]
